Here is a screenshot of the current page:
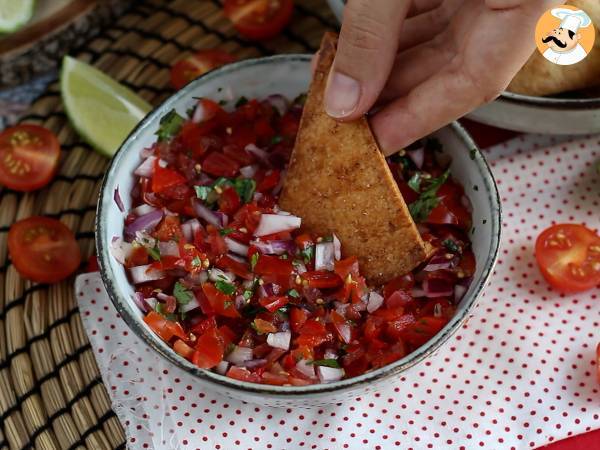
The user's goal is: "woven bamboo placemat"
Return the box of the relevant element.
[0,1,337,448]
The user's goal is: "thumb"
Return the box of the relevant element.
[325,0,410,120]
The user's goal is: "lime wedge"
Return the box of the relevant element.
[0,0,35,33]
[60,56,152,157]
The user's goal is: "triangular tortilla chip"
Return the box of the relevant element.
[508,0,600,96]
[279,33,428,285]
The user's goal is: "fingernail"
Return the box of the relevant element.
[325,71,360,118]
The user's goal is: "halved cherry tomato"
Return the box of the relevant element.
[143,311,186,342]
[8,216,81,283]
[535,224,600,293]
[0,124,60,192]
[170,50,236,90]
[202,282,240,318]
[192,328,224,369]
[223,0,294,41]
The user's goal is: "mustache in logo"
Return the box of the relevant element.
[542,35,567,48]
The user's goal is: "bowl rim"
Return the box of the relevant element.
[96,53,502,396]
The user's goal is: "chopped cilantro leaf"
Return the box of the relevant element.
[287,289,300,298]
[301,244,314,263]
[309,359,341,368]
[215,280,236,295]
[219,228,235,236]
[235,96,248,107]
[241,303,265,318]
[250,253,259,271]
[225,342,235,355]
[469,148,478,160]
[213,177,232,188]
[156,109,184,141]
[173,281,193,305]
[408,169,450,222]
[147,243,161,261]
[233,178,256,203]
[408,172,422,192]
[242,289,254,301]
[191,256,202,268]
[194,185,212,201]
[271,135,283,145]
[442,239,461,254]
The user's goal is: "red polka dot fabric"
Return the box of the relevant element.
[76,133,599,450]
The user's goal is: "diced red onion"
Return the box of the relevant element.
[245,143,270,165]
[295,359,316,379]
[334,302,348,316]
[272,169,285,195]
[367,291,384,313]
[180,296,200,313]
[192,102,208,123]
[422,257,456,272]
[132,204,156,216]
[125,209,164,240]
[294,261,307,274]
[227,253,246,264]
[110,237,133,264]
[240,164,258,178]
[324,349,338,360]
[132,292,147,312]
[254,213,301,237]
[183,270,208,287]
[251,239,295,255]
[267,331,291,350]
[140,146,154,159]
[193,201,222,228]
[213,211,229,228]
[332,234,341,260]
[130,264,165,284]
[134,156,157,177]
[317,366,344,383]
[225,237,249,256]
[209,268,235,283]
[234,294,246,309]
[407,147,425,169]
[134,231,157,249]
[181,219,202,242]
[215,360,230,375]
[158,241,180,257]
[242,359,267,369]
[315,242,335,271]
[454,284,468,302]
[336,321,352,344]
[225,346,253,365]
[422,277,454,297]
[114,186,125,212]
[265,94,289,116]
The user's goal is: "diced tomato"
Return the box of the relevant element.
[143,311,186,342]
[334,257,360,280]
[261,371,289,385]
[202,283,240,318]
[400,316,447,347]
[386,289,414,309]
[126,245,149,267]
[192,328,224,368]
[216,254,252,279]
[330,310,352,344]
[218,325,237,348]
[218,186,242,214]
[426,180,472,231]
[191,316,217,336]
[383,273,415,299]
[294,233,313,250]
[202,151,241,177]
[289,307,308,332]
[154,215,184,242]
[179,243,206,273]
[296,319,332,347]
[206,228,228,257]
[259,295,289,313]
[223,144,254,166]
[457,249,476,278]
[301,271,343,289]
[226,365,261,383]
[256,169,280,193]
[152,160,187,194]
[385,313,417,340]
[370,342,406,369]
[254,254,293,277]
[173,339,195,360]
[279,110,300,138]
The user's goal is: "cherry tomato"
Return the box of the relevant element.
[0,125,60,192]
[223,0,294,41]
[8,216,81,283]
[143,311,186,342]
[170,50,236,90]
[535,224,600,293]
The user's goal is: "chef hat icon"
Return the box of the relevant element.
[551,8,593,33]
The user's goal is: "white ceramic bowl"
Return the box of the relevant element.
[96,55,501,407]
[326,0,600,135]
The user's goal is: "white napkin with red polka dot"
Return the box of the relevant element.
[76,132,599,450]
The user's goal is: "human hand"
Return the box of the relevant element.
[325,0,562,155]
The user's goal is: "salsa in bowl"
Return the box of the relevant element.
[97,55,501,406]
